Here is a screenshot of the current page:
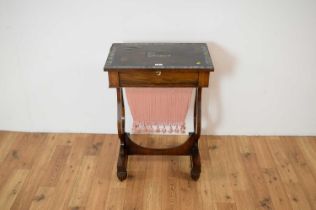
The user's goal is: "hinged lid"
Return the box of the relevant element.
[104,43,214,71]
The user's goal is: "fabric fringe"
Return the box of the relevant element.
[126,88,193,135]
[132,121,186,134]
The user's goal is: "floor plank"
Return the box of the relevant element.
[0,132,315,210]
[0,169,29,209]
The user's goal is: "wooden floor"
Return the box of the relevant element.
[0,132,315,210]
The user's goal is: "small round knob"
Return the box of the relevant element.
[155,70,161,76]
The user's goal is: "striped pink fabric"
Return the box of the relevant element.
[125,88,193,134]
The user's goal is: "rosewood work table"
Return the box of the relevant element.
[104,43,214,181]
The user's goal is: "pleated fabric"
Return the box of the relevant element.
[125,88,193,134]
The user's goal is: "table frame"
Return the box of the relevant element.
[116,87,202,181]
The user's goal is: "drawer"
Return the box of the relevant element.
[108,70,209,87]
[120,70,198,87]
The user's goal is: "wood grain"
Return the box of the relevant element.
[118,69,200,87]
[0,131,315,210]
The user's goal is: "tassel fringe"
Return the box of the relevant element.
[132,122,186,134]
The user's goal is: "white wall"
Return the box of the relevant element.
[1,0,316,135]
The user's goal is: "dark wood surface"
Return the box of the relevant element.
[104,43,213,181]
[104,43,214,71]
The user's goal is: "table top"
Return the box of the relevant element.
[104,43,214,71]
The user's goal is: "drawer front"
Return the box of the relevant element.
[119,70,199,87]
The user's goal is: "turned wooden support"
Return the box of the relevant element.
[191,87,202,180]
[116,88,128,181]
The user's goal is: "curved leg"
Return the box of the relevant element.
[191,142,201,180]
[117,143,128,181]
[190,87,202,180]
[116,88,128,181]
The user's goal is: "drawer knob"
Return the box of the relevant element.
[155,70,162,76]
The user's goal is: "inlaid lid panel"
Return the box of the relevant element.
[104,43,214,71]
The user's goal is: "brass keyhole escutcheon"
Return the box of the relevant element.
[155,70,162,76]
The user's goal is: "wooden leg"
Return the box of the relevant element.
[117,143,128,181]
[190,87,202,180]
[190,142,201,180]
[116,88,128,181]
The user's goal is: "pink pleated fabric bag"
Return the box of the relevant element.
[125,88,193,134]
